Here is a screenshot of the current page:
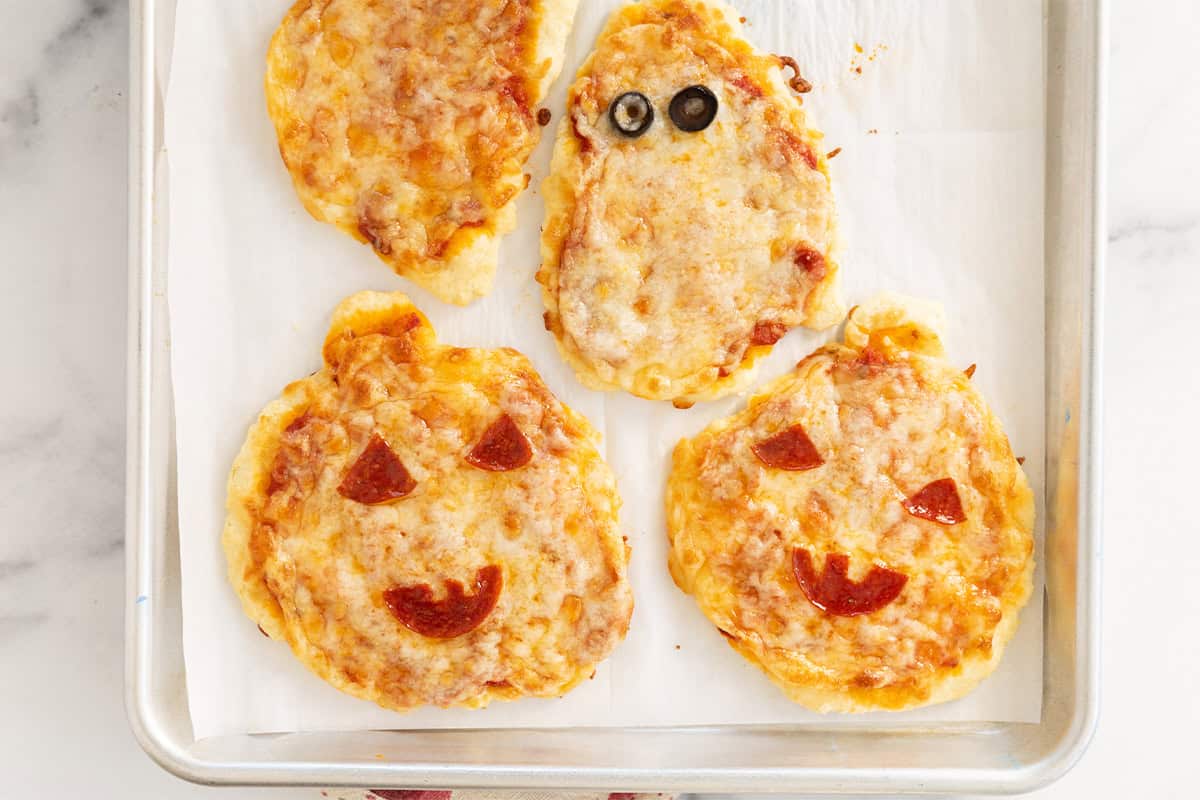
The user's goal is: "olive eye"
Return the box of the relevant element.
[609,91,654,138]
[669,85,718,132]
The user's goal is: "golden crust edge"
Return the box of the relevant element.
[223,379,312,643]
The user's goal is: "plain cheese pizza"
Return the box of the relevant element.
[266,0,579,305]
[666,295,1034,712]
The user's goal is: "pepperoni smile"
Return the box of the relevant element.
[792,548,907,616]
[383,565,503,639]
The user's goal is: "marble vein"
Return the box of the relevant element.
[0,84,39,134]
[85,536,125,558]
[0,415,64,456]
[1108,218,1199,244]
[0,0,119,163]
[0,559,36,581]
[0,613,50,640]
[42,0,120,64]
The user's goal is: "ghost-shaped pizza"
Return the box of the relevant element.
[266,0,579,305]
[666,295,1035,712]
[224,292,632,712]
[539,0,842,404]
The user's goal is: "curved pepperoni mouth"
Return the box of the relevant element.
[792,547,907,617]
[383,565,503,639]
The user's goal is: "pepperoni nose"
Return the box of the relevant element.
[903,478,966,525]
[338,434,416,504]
[751,423,824,471]
[383,565,503,639]
[466,414,533,471]
[792,548,907,616]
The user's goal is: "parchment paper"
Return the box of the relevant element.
[166,0,1046,739]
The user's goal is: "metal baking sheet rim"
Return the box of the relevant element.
[124,0,1106,793]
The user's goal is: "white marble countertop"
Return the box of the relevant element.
[1,0,1196,797]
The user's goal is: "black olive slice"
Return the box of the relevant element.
[609,91,654,138]
[669,85,718,132]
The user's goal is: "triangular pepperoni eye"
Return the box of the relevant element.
[792,548,907,616]
[466,414,532,472]
[751,423,824,471]
[903,478,966,525]
[338,434,416,504]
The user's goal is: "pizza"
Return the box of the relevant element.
[666,295,1034,712]
[224,291,633,711]
[266,0,579,304]
[539,0,842,404]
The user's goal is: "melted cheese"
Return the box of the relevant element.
[224,292,632,712]
[266,0,579,304]
[666,295,1034,712]
[540,0,842,402]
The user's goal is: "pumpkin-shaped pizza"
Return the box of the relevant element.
[224,291,632,711]
[666,295,1035,712]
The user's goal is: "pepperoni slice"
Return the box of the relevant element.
[383,565,503,639]
[750,320,788,346]
[902,478,966,525]
[337,434,416,505]
[792,548,907,616]
[466,414,532,472]
[751,424,824,471]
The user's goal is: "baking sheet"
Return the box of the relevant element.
[166,0,1046,740]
